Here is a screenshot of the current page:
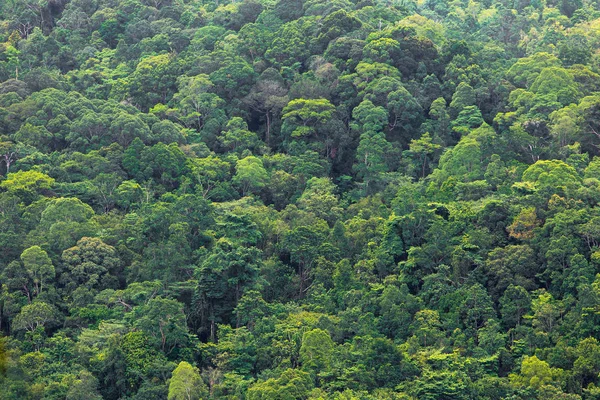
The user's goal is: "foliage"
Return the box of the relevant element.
[0,0,598,398]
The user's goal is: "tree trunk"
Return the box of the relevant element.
[265,111,271,146]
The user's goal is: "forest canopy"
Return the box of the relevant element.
[1,0,600,399]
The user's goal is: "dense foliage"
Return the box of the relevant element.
[1,0,600,398]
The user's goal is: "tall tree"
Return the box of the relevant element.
[168,361,208,400]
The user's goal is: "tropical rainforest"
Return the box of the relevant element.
[1,0,600,399]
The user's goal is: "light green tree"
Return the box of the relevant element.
[300,328,334,373]
[218,117,260,153]
[20,245,54,296]
[407,132,441,178]
[168,361,208,400]
[510,355,561,389]
[282,98,336,138]
[0,170,54,203]
[233,156,269,196]
[12,302,58,333]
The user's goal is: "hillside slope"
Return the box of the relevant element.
[1,0,600,399]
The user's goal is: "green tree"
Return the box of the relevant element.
[168,361,208,400]
[61,237,121,299]
[521,159,582,194]
[194,239,261,339]
[190,156,231,199]
[296,177,341,224]
[210,60,257,100]
[0,170,54,203]
[129,54,179,111]
[129,297,190,355]
[65,370,103,400]
[20,245,54,297]
[233,156,268,196]
[12,301,58,334]
[247,369,313,400]
[171,74,226,131]
[449,82,476,118]
[573,337,600,387]
[530,67,579,106]
[282,98,336,139]
[243,68,289,145]
[510,355,562,390]
[218,117,260,153]
[13,123,53,152]
[407,132,441,178]
[428,97,451,144]
[354,130,392,192]
[500,285,531,329]
[299,328,334,374]
[110,112,151,147]
[506,52,561,88]
[412,370,470,400]
[410,309,444,348]
[283,221,329,297]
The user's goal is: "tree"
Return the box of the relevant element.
[410,309,444,348]
[247,369,313,400]
[354,130,392,192]
[530,67,579,106]
[65,370,103,400]
[407,132,441,178]
[500,285,531,329]
[190,156,230,199]
[363,38,401,64]
[529,291,561,335]
[351,99,388,133]
[0,337,7,376]
[129,297,190,355]
[61,237,121,297]
[168,361,208,400]
[13,123,53,152]
[138,142,189,189]
[33,197,97,253]
[457,284,496,341]
[521,159,582,194]
[386,86,424,142]
[510,355,562,390]
[0,140,17,175]
[449,82,476,118]
[194,239,261,340]
[412,370,470,400]
[506,52,561,88]
[486,245,537,299]
[265,21,311,68]
[507,207,540,241]
[110,112,151,147]
[0,170,54,203]
[243,68,289,145]
[212,324,258,377]
[210,60,257,100]
[129,54,179,111]
[218,117,260,153]
[314,9,361,52]
[12,301,58,333]
[296,177,341,224]
[20,245,54,297]
[299,328,334,374]
[233,156,268,196]
[171,74,226,131]
[573,337,600,387]
[281,98,336,139]
[283,221,329,297]
[451,105,484,136]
